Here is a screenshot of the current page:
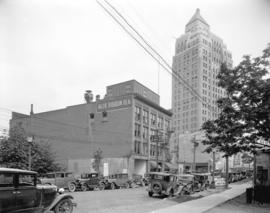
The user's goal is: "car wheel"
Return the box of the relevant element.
[179,189,184,196]
[111,183,115,190]
[54,198,73,213]
[130,182,137,188]
[148,191,153,197]
[168,189,174,197]
[68,182,76,192]
[124,182,130,189]
[99,182,105,190]
[152,182,162,194]
[81,183,88,192]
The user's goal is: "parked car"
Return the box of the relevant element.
[132,174,145,187]
[177,174,201,193]
[192,173,211,190]
[147,172,182,197]
[39,171,77,192]
[105,173,133,189]
[143,173,151,186]
[0,167,76,213]
[75,172,105,191]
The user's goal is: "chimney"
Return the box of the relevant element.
[96,95,100,101]
[30,104,34,115]
[84,90,93,104]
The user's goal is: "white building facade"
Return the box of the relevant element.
[172,9,233,167]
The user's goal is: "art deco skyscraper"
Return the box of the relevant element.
[172,9,233,164]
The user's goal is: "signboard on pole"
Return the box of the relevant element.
[214,177,226,188]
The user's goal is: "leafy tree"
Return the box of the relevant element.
[217,44,270,149]
[241,153,253,165]
[201,44,270,187]
[93,148,103,174]
[0,124,61,173]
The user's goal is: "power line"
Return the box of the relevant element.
[98,0,205,105]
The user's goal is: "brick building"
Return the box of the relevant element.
[10,80,173,176]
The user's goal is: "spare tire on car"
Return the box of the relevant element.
[152,182,162,194]
[68,182,76,192]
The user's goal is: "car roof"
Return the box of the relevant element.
[191,173,211,176]
[46,171,73,174]
[148,172,172,176]
[0,167,37,174]
[178,174,194,177]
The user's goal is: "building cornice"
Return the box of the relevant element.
[133,93,172,116]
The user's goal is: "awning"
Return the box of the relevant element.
[164,162,178,170]
[149,161,158,168]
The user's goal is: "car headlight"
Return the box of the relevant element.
[58,188,65,194]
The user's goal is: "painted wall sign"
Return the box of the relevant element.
[97,98,132,111]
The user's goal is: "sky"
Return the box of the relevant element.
[0,0,270,131]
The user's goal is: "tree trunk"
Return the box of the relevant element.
[225,155,229,189]
[253,153,257,187]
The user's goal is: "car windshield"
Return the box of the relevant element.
[178,176,193,181]
[18,174,35,186]
[44,174,54,178]
[0,173,14,187]
[150,174,170,182]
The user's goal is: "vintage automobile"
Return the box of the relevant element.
[192,173,211,191]
[132,174,145,187]
[105,173,134,189]
[39,171,77,192]
[147,172,182,197]
[177,174,201,193]
[0,167,76,213]
[75,172,105,191]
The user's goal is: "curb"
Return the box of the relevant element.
[149,182,251,213]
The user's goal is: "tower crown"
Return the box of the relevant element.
[186,8,209,27]
[185,8,209,33]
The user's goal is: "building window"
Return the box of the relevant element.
[157,116,163,128]
[143,143,148,155]
[134,141,141,154]
[150,129,156,141]
[135,106,141,121]
[89,113,94,119]
[150,113,156,125]
[134,123,141,137]
[164,119,170,130]
[150,145,156,156]
[143,126,149,140]
[143,109,149,124]
[102,111,107,117]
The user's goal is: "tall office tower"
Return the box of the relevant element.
[172,9,233,168]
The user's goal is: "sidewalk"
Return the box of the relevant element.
[150,182,252,213]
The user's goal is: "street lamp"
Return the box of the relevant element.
[27,136,33,170]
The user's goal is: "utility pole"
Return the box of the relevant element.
[27,104,34,170]
[155,129,159,171]
[152,129,162,172]
[177,136,180,174]
[191,135,199,173]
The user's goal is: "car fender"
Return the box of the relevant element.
[166,186,173,194]
[45,194,75,211]
[175,185,185,195]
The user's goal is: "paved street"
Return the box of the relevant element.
[70,187,177,213]
[69,181,254,213]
